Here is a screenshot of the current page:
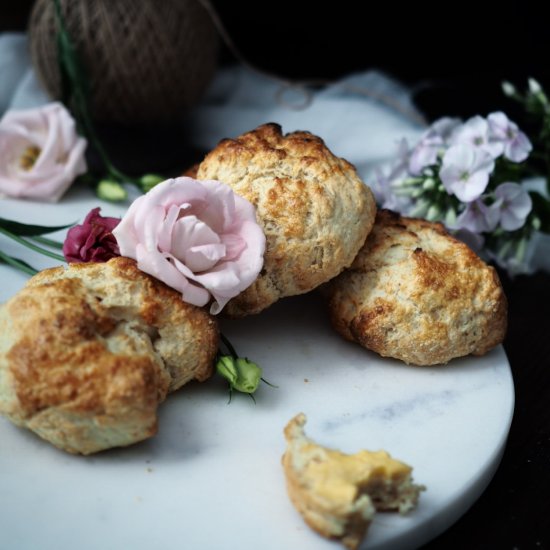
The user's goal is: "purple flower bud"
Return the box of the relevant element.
[63,207,121,263]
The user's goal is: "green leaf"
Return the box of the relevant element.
[30,236,65,250]
[0,217,73,236]
[0,218,73,237]
[0,226,66,262]
[0,250,38,276]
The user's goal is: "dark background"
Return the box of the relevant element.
[213,1,549,122]
[1,0,548,122]
[1,1,549,548]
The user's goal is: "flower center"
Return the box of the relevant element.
[473,136,484,146]
[460,171,470,182]
[19,146,41,171]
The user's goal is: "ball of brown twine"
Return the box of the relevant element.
[28,0,219,125]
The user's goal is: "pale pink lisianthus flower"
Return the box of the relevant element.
[0,102,87,202]
[112,177,266,314]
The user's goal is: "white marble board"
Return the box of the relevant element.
[0,190,514,549]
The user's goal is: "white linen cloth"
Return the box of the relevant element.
[182,66,425,183]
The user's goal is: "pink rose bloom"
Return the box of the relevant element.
[63,208,121,263]
[0,102,87,202]
[112,177,266,314]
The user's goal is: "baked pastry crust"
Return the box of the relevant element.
[0,257,218,454]
[282,413,423,549]
[197,123,376,317]
[326,210,507,365]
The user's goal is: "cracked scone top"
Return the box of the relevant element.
[197,123,377,317]
[326,210,508,365]
[0,257,218,454]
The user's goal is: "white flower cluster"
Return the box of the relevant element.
[374,111,538,274]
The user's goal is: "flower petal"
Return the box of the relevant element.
[0,102,87,202]
[112,177,266,313]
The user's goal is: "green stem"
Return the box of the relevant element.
[0,227,66,262]
[0,250,38,276]
[53,0,139,188]
[75,90,137,184]
[220,332,239,359]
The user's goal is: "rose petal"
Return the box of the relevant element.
[220,233,246,261]
[172,215,222,272]
[185,243,226,272]
[157,204,180,252]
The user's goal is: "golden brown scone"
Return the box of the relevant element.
[326,210,507,366]
[182,162,199,178]
[197,123,377,317]
[0,257,218,454]
[282,414,424,550]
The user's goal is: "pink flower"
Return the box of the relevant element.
[63,208,121,263]
[112,177,266,314]
[0,102,87,202]
[440,144,495,202]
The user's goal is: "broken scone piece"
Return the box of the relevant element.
[282,413,424,550]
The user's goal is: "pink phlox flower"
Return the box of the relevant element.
[450,115,504,159]
[492,182,532,231]
[455,199,499,233]
[408,117,461,175]
[440,144,495,202]
[487,112,532,162]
